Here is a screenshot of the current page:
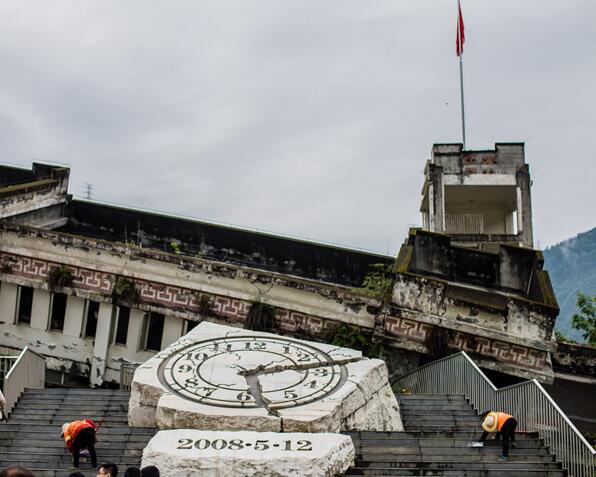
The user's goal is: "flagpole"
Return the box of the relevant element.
[457,0,466,150]
[459,53,466,150]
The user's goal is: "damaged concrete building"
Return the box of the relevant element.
[0,142,562,391]
[421,143,533,250]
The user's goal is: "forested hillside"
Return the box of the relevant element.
[543,227,596,341]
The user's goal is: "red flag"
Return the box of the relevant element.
[456,1,465,57]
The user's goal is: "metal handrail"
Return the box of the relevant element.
[393,351,596,477]
[2,346,45,416]
[0,357,19,387]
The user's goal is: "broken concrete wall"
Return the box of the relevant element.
[552,342,596,378]
[0,164,70,222]
[0,225,379,385]
[388,229,559,382]
[59,199,392,288]
[422,143,533,248]
[0,224,559,385]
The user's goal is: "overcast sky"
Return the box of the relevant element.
[1,1,594,254]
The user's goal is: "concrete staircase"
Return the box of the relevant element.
[344,394,567,476]
[0,388,156,476]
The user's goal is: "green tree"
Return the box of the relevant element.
[571,292,596,345]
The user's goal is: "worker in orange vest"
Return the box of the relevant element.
[479,411,518,460]
[61,419,98,469]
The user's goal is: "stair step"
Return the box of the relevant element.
[355,446,550,455]
[346,431,540,439]
[11,408,128,419]
[356,455,555,463]
[0,426,153,434]
[0,451,142,462]
[402,416,481,422]
[399,405,476,411]
[400,409,478,415]
[343,468,566,476]
[397,395,467,399]
[0,441,150,450]
[0,388,156,472]
[351,439,544,448]
[18,398,130,404]
[341,392,565,477]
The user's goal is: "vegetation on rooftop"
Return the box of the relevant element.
[0,262,12,274]
[112,276,139,305]
[47,265,74,290]
[197,294,213,317]
[169,240,182,255]
[320,322,382,359]
[352,263,394,299]
[244,299,277,332]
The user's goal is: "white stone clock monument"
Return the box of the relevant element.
[129,321,402,476]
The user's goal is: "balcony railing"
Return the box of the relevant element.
[445,213,484,234]
[393,351,596,477]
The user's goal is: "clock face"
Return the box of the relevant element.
[158,335,346,409]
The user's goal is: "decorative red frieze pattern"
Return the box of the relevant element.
[74,268,112,293]
[0,252,326,333]
[6,254,50,280]
[451,332,546,370]
[385,315,547,370]
[276,309,327,335]
[0,251,547,372]
[0,251,113,293]
[384,315,432,343]
[212,296,250,321]
[137,282,199,312]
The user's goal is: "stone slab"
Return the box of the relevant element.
[141,429,355,477]
[129,321,402,432]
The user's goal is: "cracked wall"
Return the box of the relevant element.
[0,222,558,385]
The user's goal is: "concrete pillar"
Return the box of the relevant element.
[90,302,114,387]
[428,184,435,230]
[161,315,184,349]
[516,166,534,247]
[31,289,51,331]
[428,165,445,233]
[0,282,18,325]
[63,295,86,337]
[128,308,144,353]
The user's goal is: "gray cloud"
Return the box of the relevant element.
[0,0,594,253]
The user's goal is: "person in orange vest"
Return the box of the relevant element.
[479,410,518,460]
[61,419,98,469]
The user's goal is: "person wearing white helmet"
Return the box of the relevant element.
[478,410,518,461]
[61,419,99,469]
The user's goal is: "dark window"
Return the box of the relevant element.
[145,312,165,351]
[115,306,130,345]
[17,286,33,325]
[84,301,99,338]
[186,320,199,333]
[50,293,67,332]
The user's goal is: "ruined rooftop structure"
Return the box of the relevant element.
[0,147,561,393]
[420,143,533,251]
